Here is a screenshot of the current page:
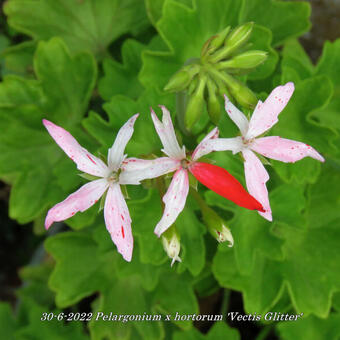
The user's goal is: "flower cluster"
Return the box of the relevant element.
[43,83,324,264]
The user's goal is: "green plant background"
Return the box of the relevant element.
[0,0,339,339]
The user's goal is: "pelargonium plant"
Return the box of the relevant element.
[0,1,339,339]
[43,79,323,266]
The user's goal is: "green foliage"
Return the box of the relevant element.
[0,0,339,339]
[0,37,97,224]
[4,0,149,58]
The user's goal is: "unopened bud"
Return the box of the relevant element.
[222,72,257,109]
[188,75,199,95]
[184,78,206,130]
[205,26,231,55]
[216,225,234,246]
[210,22,254,62]
[164,64,200,92]
[206,79,221,124]
[224,22,254,53]
[218,50,268,70]
[162,226,182,266]
[201,204,233,246]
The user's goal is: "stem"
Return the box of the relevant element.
[190,186,208,210]
[220,288,231,314]
[175,57,201,137]
[176,91,190,136]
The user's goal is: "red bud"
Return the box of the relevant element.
[189,162,264,212]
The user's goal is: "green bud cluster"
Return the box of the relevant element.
[164,22,267,131]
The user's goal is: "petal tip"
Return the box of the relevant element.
[259,210,273,222]
[42,119,53,128]
[44,215,53,230]
[122,252,132,262]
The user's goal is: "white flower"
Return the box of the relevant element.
[43,114,167,262]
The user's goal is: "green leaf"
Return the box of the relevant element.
[239,0,311,46]
[89,278,164,340]
[115,243,163,291]
[145,0,192,26]
[1,41,35,78]
[153,271,199,330]
[83,88,174,157]
[45,231,113,307]
[306,163,340,229]
[333,292,340,312]
[99,39,147,101]
[140,0,243,89]
[176,196,206,276]
[246,25,278,81]
[0,34,10,53]
[15,298,89,340]
[18,262,55,308]
[207,187,286,275]
[0,38,98,224]
[35,37,97,122]
[213,219,340,317]
[313,39,340,137]
[0,303,16,340]
[281,39,314,83]
[128,189,167,265]
[277,313,340,340]
[173,321,240,340]
[316,40,340,93]
[4,0,149,57]
[145,0,166,26]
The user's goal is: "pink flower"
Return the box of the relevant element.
[43,115,172,262]
[202,82,325,221]
[139,106,264,238]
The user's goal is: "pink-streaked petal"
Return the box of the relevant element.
[224,94,249,135]
[195,136,244,159]
[242,149,272,221]
[246,82,295,139]
[119,157,180,185]
[251,136,325,163]
[107,114,139,171]
[192,127,219,160]
[45,179,108,229]
[154,169,189,237]
[151,105,186,160]
[104,184,133,262]
[43,119,109,177]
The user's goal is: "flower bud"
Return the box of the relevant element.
[206,79,221,124]
[199,199,233,246]
[164,64,200,92]
[224,22,254,53]
[162,226,182,266]
[210,22,254,62]
[205,26,231,55]
[222,72,258,109]
[218,50,268,70]
[216,225,234,245]
[184,78,206,130]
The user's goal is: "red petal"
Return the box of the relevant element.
[189,162,264,212]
